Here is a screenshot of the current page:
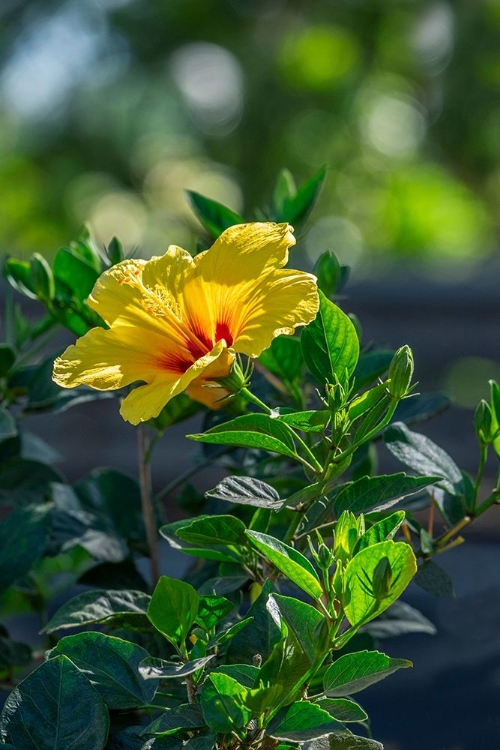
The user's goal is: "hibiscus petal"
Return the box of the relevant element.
[120,341,231,424]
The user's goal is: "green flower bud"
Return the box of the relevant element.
[30,253,54,304]
[372,556,393,600]
[474,399,493,444]
[388,345,414,399]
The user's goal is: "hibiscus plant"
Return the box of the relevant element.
[0,170,499,749]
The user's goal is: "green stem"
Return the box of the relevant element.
[331,398,399,466]
[241,386,322,473]
[472,443,488,513]
[137,425,160,585]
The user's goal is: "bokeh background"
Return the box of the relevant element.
[1,1,500,749]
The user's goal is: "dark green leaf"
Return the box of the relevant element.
[53,247,100,301]
[188,414,297,459]
[361,600,436,637]
[201,672,250,733]
[139,655,214,680]
[301,291,359,387]
[197,575,249,596]
[0,635,31,671]
[334,473,441,516]
[354,350,394,389]
[414,560,455,597]
[107,726,182,749]
[214,664,259,687]
[384,422,463,496]
[314,251,349,298]
[176,515,246,547]
[106,236,124,266]
[75,469,144,542]
[0,457,62,495]
[144,704,205,736]
[207,617,253,648]
[343,541,417,627]
[4,257,37,299]
[267,701,344,741]
[280,165,326,226]
[392,392,451,426]
[226,580,280,664]
[42,589,151,634]
[187,191,244,238]
[0,345,16,377]
[324,650,412,696]
[0,503,52,595]
[314,698,367,723]
[275,409,330,433]
[50,632,157,709]
[206,476,283,510]
[259,336,303,382]
[246,530,323,599]
[306,736,383,750]
[196,594,234,630]
[0,408,17,444]
[354,511,406,551]
[271,168,297,221]
[0,655,109,749]
[148,576,199,644]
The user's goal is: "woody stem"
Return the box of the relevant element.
[137,424,160,586]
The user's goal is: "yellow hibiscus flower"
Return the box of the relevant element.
[53,222,319,425]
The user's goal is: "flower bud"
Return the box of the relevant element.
[388,345,414,399]
[474,399,493,444]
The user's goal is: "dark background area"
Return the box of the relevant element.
[1,1,500,748]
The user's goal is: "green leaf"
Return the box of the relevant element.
[150,393,202,432]
[301,291,359,387]
[215,664,259,687]
[176,515,247,547]
[274,409,330,433]
[267,594,325,665]
[53,247,100,301]
[0,345,16,377]
[106,236,124,266]
[75,468,144,542]
[334,472,441,516]
[0,634,31,671]
[196,595,234,630]
[361,600,436,638]
[267,701,344,741]
[207,616,253,648]
[206,476,283,510]
[414,560,455,597]
[259,336,303,383]
[148,576,199,644]
[198,575,249,596]
[187,191,244,238]
[0,655,109,749]
[246,530,323,599]
[42,589,151,634]
[144,704,205,736]
[107,726,182,749]
[314,251,349,299]
[201,672,250,733]
[0,408,17,444]
[280,165,327,226]
[139,655,215,680]
[311,735,384,749]
[314,698,367,723]
[0,503,52,595]
[226,580,280,664]
[384,422,463,496]
[343,541,417,627]
[49,632,157,709]
[4,257,38,299]
[392,392,451,426]
[271,168,297,220]
[354,511,406,552]
[30,253,55,303]
[354,350,394,390]
[489,380,500,457]
[0,457,62,496]
[187,414,297,459]
[324,649,412,696]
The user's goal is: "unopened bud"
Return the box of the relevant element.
[372,557,392,600]
[388,346,414,399]
[474,399,493,444]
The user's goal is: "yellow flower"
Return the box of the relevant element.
[53,223,319,425]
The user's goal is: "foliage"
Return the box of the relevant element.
[0,174,499,750]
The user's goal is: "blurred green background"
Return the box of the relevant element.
[1,0,500,272]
